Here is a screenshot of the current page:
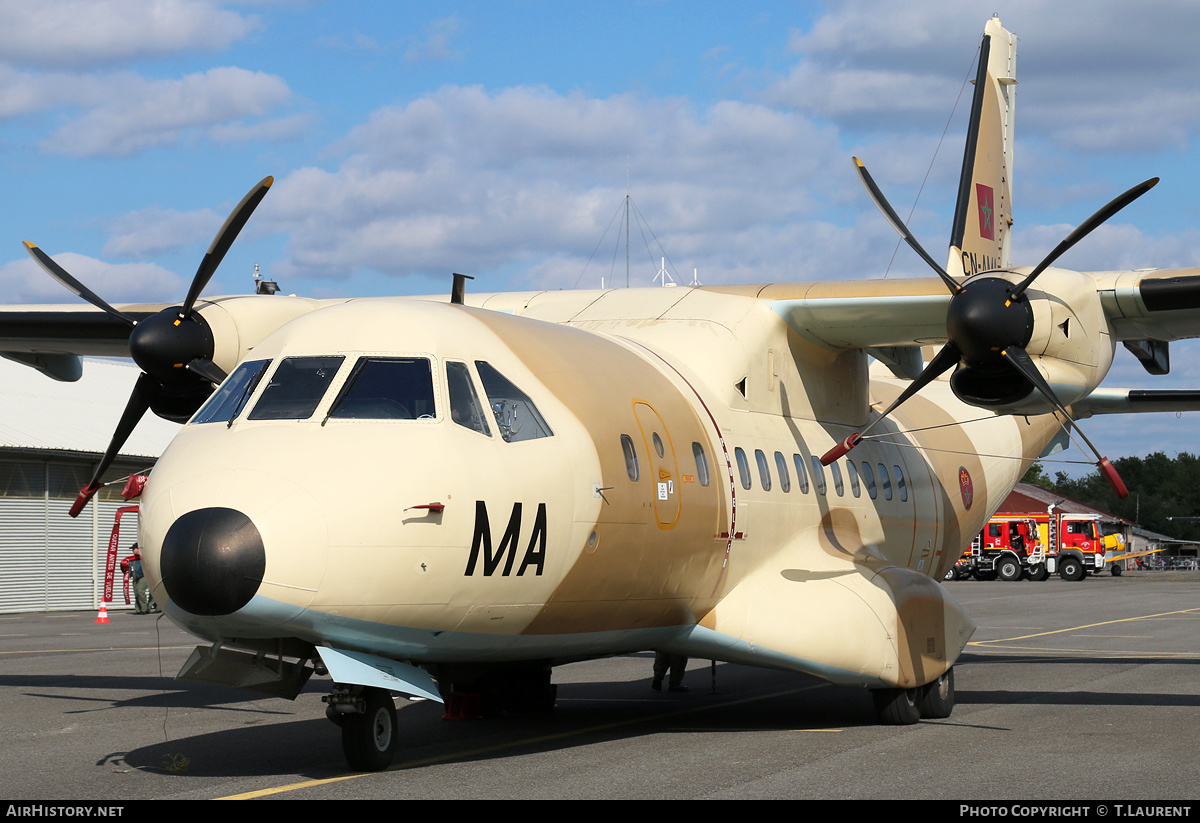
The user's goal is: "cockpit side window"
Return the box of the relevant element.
[249,356,345,421]
[191,359,270,425]
[474,361,553,442]
[446,361,490,435]
[326,357,436,421]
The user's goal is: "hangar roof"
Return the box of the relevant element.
[1001,482,1128,524]
[0,357,178,458]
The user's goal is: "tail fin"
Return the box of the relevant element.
[947,16,1017,278]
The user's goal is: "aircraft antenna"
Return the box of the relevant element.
[655,257,676,287]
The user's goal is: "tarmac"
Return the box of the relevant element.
[2,569,1199,800]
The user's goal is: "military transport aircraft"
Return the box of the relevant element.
[4,16,1200,771]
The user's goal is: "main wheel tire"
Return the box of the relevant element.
[341,688,398,772]
[918,668,955,719]
[997,556,1022,581]
[1059,556,1085,582]
[872,686,921,725]
[1027,563,1049,582]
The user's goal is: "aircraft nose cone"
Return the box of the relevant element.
[160,507,266,616]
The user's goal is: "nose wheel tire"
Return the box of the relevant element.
[341,687,398,772]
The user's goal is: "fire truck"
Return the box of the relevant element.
[959,510,1121,581]
[957,515,1043,581]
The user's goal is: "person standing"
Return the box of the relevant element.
[652,652,688,692]
[123,544,158,614]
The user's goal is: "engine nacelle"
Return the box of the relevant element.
[949,267,1115,415]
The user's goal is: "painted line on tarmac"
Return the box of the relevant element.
[219,682,831,799]
[969,607,1200,652]
[0,644,194,655]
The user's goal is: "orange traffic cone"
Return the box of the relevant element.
[94,602,111,624]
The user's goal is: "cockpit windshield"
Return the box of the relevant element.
[249,356,345,420]
[325,357,436,420]
[191,353,539,432]
[475,360,553,442]
[191,359,270,424]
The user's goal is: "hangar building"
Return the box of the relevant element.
[0,357,177,613]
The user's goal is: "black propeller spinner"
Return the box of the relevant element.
[24,176,274,516]
[818,157,1157,499]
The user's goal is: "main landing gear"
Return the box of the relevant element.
[871,668,955,725]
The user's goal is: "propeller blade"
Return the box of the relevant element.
[852,158,963,296]
[180,176,274,318]
[186,358,227,385]
[1000,346,1128,498]
[1009,177,1158,302]
[23,242,137,326]
[70,374,156,517]
[821,342,961,465]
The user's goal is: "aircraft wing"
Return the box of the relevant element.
[1107,548,1166,563]
[2,265,1200,380]
[709,279,953,350]
[745,267,1200,352]
[0,304,160,356]
[1094,267,1200,342]
[0,303,164,381]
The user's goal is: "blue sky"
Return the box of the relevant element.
[4,0,1200,474]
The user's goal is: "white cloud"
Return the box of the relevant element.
[0,0,257,69]
[0,252,184,304]
[255,85,857,287]
[772,0,1200,153]
[37,67,293,157]
[405,15,465,64]
[104,207,223,258]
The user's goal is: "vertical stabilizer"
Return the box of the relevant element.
[948,16,1017,278]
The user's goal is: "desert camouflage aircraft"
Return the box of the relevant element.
[4,16,1200,771]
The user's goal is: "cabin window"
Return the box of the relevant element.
[846,460,861,498]
[692,442,710,486]
[809,455,826,495]
[774,451,790,493]
[326,357,436,421]
[893,465,908,502]
[446,361,490,435]
[793,454,810,494]
[878,463,893,501]
[862,461,877,499]
[475,361,553,442]
[830,461,844,497]
[652,432,665,458]
[249,356,345,421]
[191,358,270,424]
[622,434,640,481]
[735,447,752,490]
[754,449,772,491]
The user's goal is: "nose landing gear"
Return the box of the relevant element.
[324,685,398,772]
